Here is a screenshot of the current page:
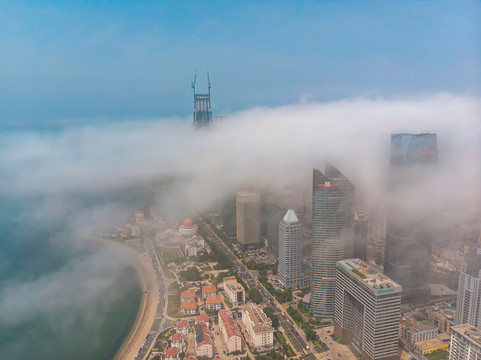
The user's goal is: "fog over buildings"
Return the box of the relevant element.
[0,93,480,358]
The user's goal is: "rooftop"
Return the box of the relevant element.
[338,258,401,294]
[224,276,244,291]
[171,333,183,343]
[283,209,299,223]
[181,289,196,299]
[219,310,241,338]
[177,320,189,328]
[242,303,273,334]
[415,338,446,351]
[202,285,217,293]
[206,295,222,304]
[181,300,197,310]
[165,347,179,358]
[452,324,481,347]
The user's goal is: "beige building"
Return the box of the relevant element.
[219,310,243,354]
[223,276,245,306]
[241,303,274,350]
[236,191,261,249]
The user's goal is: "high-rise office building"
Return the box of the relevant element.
[311,165,355,318]
[192,72,212,128]
[335,259,402,360]
[278,210,303,289]
[236,191,261,249]
[384,133,437,302]
[449,324,481,360]
[354,210,368,261]
[265,194,290,256]
[456,243,481,329]
[222,195,237,236]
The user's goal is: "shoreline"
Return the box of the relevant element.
[89,237,159,360]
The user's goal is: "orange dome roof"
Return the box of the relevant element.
[183,218,195,227]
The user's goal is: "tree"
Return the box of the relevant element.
[249,288,263,304]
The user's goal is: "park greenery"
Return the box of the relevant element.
[287,306,317,341]
[259,276,292,303]
[249,288,263,304]
[274,332,296,357]
[263,307,280,328]
[426,349,449,360]
[179,267,202,282]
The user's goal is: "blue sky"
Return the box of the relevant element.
[1,1,480,127]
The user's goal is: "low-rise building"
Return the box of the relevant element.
[170,333,184,350]
[181,299,197,315]
[223,276,245,306]
[241,303,274,350]
[400,317,438,349]
[413,338,449,358]
[427,304,456,333]
[177,320,189,335]
[202,285,217,298]
[181,289,196,302]
[164,346,179,360]
[195,323,213,358]
[449,324,481,360]
[196,314,209,325]
[219,310,243,354]
[206,295,223,311]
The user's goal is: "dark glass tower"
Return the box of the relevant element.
[384,133,438,303]
[311,164,355,318]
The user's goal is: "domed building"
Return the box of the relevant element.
[179,218,198,236]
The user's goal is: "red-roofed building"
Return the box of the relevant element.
[202,284,217,298]
[218,310,243,353]
[170,332,184,350]
[195,323,213,358]
[181,289,196,302]
[177,320,189,335]
[164,346,179,360]
[181,299,197,315]
[206,295,223,311]
[196,314,209,325]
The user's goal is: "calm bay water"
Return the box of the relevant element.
[0,194,144,360]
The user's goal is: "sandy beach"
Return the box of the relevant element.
[89,237,159,360]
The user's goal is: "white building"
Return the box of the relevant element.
[449,324,481,360]
[223,276,245,306]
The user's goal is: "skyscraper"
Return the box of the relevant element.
[265,193,290,256]
[455,243,481,329]
[278,210,303,289]
[311,165,355,318]
[192,71,212,128]
[354,210,368,261]
[236,191,261,249]
[384,133,437,302]
[335,258,402,360]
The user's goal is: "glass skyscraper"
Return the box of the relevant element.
[384,133,437,302]
[311,164,355,318]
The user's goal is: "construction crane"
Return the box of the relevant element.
[213,115,228,122]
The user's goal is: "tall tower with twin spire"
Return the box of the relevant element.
[192,71,212,129]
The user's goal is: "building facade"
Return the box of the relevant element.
[384,133,437,302]
[241,303,274,350]
[449,324,481,360]
[278,209,303,289]
[311,164,355,318]
[456,244,481,329]
[354,210,368,260]
[236,191,261,249]
[223,276,245,306]
[265,194,290,256]
[334,259,402,360]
